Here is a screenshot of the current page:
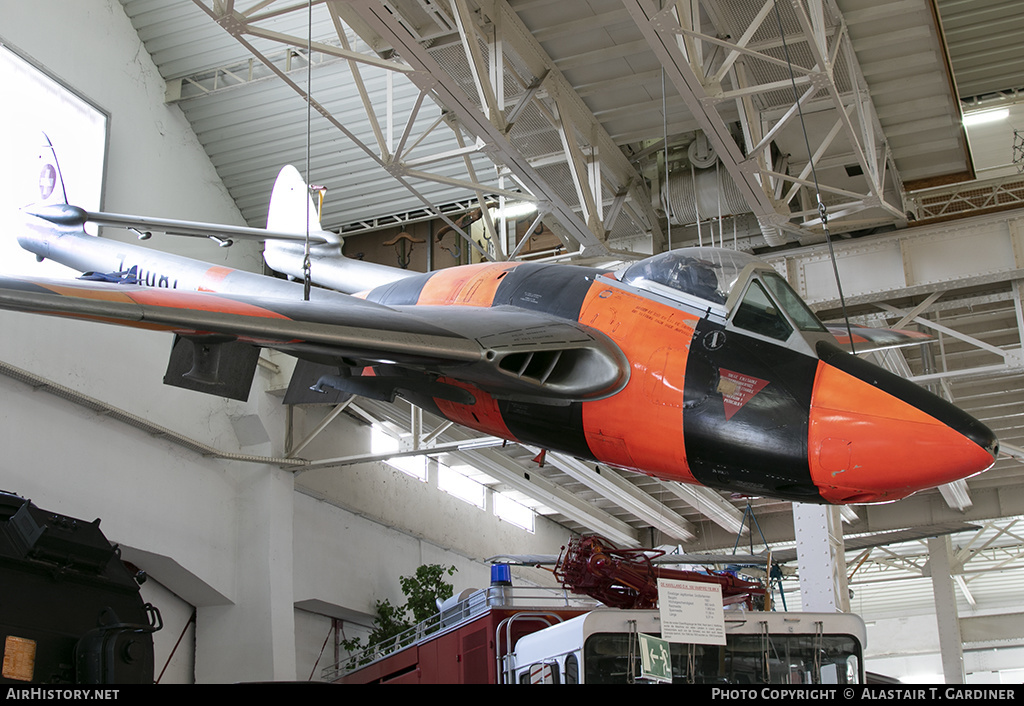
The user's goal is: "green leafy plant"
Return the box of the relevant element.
[341,563,457,667]
[401,563,457,624]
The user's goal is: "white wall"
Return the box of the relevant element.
[0,0,577,684]
[142,579,196,684]
[0,0,291,683]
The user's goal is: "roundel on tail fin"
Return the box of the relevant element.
[39,164,57,201]
[34,133,68,206]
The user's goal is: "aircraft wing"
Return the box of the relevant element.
[0,276,628,405]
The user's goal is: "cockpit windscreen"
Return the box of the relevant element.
[619,248,829,341]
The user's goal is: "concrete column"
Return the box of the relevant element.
[793,503,850,612]
[927,535,965,683]
[195,465,297,683]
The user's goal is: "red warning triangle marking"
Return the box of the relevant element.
[718,368,770,420]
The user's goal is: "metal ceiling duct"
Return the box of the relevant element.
[661,163,749,228]
[661,160,785,246]
[656,132,788,248]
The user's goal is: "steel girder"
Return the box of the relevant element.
[190,0,670,259]
[622,0,906,245]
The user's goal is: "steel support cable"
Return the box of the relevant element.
[771,0,856,353]
[662,66,672,250]
[303,0,313,301]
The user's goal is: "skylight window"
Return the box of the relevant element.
[439,464,485,508]
[371,424,427,481]
[494,493,535,532]
[963,108,1009,126]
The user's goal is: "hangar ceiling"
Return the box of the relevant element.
[107,0,1024,617]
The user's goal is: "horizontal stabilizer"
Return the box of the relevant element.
[81,165,337,247]
[83,210,336,245]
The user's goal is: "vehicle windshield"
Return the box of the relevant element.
[760,271,828,333]
[620,248,765,307]
[583,632,862,684]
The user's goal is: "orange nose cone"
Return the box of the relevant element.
[809,359,997,504]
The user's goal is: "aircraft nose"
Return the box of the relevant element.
[808,342,997,504]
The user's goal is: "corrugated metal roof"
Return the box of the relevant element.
[936,0,1024,102]
[121,0,505,232]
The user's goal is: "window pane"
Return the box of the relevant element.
[583,632,861,684]
[732,280,793,341]
[494,493,535,532]
[761,272,827,333]
[439,465,485,508]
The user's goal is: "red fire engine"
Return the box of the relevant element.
[328,536,866,685]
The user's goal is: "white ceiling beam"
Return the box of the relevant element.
[623,0,906,241]
[191,0,496,257]
[351,398,642,545]
[455,448,642,547]
[544,451,696,542]
[331,0,616,255]
[450,0,506,132]
[659,482,747,535]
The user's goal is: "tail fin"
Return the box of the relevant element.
[266,165,321,234]
[261,164,411,294]
[34,132,69,206]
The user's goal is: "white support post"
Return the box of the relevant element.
[928,535,966,683]
[793,503,849,613]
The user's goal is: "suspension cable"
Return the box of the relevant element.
[303,0,313,301]
[771,0,856,353]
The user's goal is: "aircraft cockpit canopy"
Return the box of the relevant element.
[619,247,828,343]
[619,247,760,309]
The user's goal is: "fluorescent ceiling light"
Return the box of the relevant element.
[491,201,538,219]
[963,108,1009,126]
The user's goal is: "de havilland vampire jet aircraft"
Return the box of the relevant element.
[0,137,999,505]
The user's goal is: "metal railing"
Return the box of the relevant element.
[321,585,598,682]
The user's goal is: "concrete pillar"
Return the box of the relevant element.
[793,503,850,612]
[928,535,965,683]
[195,465,297,683]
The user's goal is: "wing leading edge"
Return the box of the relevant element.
[0,276,629,405]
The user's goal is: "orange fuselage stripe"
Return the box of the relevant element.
[34,282,294,337]
[416,262,521,307]
[127,289,291,319]
[418,265,522,439]
[198,266,234,292]
[577,281,699,483]
[39,281,291,320]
